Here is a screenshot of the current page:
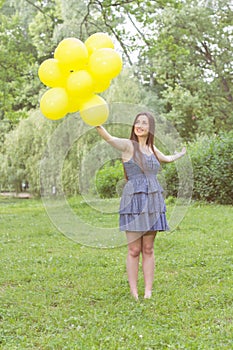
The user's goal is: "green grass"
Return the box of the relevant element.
[0,196,232,349]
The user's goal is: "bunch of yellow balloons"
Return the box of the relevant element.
[38,33,122,126]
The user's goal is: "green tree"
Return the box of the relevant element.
[28,0,62,61]
[0,12,37,123]
[125,0,233,138]
[0,111,55,194]
[74,0,232,138]
[0,0,62,125]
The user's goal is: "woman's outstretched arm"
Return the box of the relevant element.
[153,146,186,163]
[96,126,131,153]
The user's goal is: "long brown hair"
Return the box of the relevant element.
[123,112,159,180]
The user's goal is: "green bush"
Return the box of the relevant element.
[95,159,124,198]
[164,132,233,204]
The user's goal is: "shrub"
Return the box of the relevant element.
[95,159,124,198]
[164,132,233,204]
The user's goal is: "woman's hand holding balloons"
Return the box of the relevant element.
[38,32,122,125]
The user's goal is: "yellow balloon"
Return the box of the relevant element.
[54,38,88,71]
[80,95,109,126]
[67,95,83,113]
[59,63,75,77]
[66,70,94,97]
[40,88,68,120]
[93,78,111,93]
[85,32,114,56]
[88,48,122,80]
[38,59,67,87]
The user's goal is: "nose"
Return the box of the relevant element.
[135,123,143,128]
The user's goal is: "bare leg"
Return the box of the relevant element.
[126,232,142,300]
[142,232,156,299]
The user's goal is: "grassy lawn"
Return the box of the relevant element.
[0,196,232,349]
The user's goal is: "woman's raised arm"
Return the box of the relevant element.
[96,126,131,153]
[153,145,186,163]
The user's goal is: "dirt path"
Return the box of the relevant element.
[0,192,33,199]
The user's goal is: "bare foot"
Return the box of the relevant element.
[144,291,152,299]
[131,292,139,301]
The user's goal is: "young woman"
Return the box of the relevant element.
[96,112,186,300]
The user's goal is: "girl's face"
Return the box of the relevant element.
[134,115,150,138]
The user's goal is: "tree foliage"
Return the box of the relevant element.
[0,0,232,199]
[0,111,56,194]
[0,0,61,125]
[1,0,232,135]
[0,10,37,123]
[163,131,233,204]
[101,0,232,138]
